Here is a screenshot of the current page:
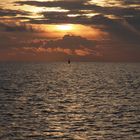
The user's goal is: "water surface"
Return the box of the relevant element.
[0,62,140,139]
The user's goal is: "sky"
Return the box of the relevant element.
[0,0,140,62]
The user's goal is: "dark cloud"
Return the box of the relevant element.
[0,8,30,17]
[16,0,140,34]
[91,15,140,43]
[125,15,140,31]
[0,33,97,57]
[16,0,140,17]
[123,0,140,5]
[96,7,140,17]
[16,0,92,10]
[29,14,89,24]
[29,12,140,44]
[45,34,95,50]
[0,22,38,32]
[2,0,140,44]
[31,34,97,56]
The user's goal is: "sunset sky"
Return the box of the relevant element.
[0,0,140,62]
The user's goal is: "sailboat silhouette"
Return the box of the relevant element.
[68,59,71,64]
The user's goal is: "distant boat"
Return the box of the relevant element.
[68,59,71,64]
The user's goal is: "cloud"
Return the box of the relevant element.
[0,0,140,61]
[125,15,140,31]
[4,0,139,36]
[20,34,97,56]
[0,33,97,56]
[0,8,30,17]
[44,34,96,56]
[23,47,94,56]
[46,34,95,49]
[16,0,140,17]
[123,0,140,5]
[19,0,139,40]
[75,49,92,56]
[91,14,140,43]
[0,31,139,61]
[0,22,40,32]
[43,34,96,56]
[16,0,91,10]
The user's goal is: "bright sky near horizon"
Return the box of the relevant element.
[0,0,140,61]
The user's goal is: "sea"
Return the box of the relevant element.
[0,62,140,140]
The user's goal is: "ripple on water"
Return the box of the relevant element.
[0,62,140,140]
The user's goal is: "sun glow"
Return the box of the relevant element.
[42,24,104,39]
[56,24,74,31]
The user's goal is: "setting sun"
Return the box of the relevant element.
[56,24,73,31]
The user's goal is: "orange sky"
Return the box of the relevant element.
[0,0,140,62]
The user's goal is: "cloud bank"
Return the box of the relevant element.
[0,0,140,61]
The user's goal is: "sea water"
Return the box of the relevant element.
[0,62,140,140]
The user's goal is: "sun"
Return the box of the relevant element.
[56,24,73,31]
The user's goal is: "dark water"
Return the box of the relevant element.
[0,62,140,140]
